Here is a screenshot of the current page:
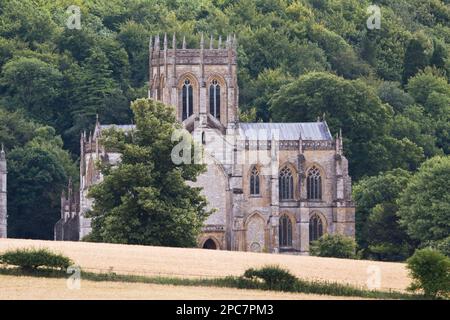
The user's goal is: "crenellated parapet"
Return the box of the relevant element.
[149,33,239,128]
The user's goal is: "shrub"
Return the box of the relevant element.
[0,248,73,271]
[243,265,297,291]
[406,248,450,299]
[310,234,357,259]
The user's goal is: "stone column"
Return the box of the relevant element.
[299,207,310,253]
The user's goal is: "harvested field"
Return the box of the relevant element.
[0,275,367,300]
[0,239,411,292]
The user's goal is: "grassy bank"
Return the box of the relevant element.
[0,267,422,300]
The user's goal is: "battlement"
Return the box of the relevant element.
[150,33,237,53]
[149,33,239,127]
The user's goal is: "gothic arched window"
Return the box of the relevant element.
[182,78,193,121]
[309,214,324,242]
[250,166,260,195]
[279,215,292,247]
[307,166,322,200]
[279,166,294,200]
[209,79,220,120]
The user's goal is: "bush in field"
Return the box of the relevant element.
[310,234,357,259]
[0,248,73,271]
[243,265,297,291]
[406,248,450,299]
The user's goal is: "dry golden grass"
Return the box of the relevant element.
[0,275,366,300]
[0,239,411,292]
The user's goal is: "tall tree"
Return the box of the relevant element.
[403,34,431,84]
[7,126,77,239]
[353,169,416,261]
[398,156,450,249]
[269,72,423,179]
[87,98,211,246]
[0,57,63,124]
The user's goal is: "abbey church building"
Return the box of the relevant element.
[55,34,355,255]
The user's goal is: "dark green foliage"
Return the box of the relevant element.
[0,0,449,248]
[406,248,450,299]
[87,98,211,246]
[377,82,414,113]
[0,248,73,271]
[310,234,357,259]
[403,34,431,84]
[353,169,416,261]
[398,156,450,247]
[436,237,450,257]
[270,72,397,179]
[0,110,77,240]
[308,24,370,79]
[243,265,297,291]
[0,57,63,124]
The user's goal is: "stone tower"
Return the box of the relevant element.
[0,144,7,238]
[148,33,238,132]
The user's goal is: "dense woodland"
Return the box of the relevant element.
[0,0,449,260]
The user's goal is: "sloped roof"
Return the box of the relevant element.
[96,122,333,141]
[238,122,332,141]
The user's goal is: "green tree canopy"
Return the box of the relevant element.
[0,57,63,123]
[269,72,423,179]
[398,156,450,248]
[353,169,416,261]
[87,98,211,246]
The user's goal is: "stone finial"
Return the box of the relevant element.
[182,36,186,49]
[163,33,168,50]
[200,32,204,49]
[218,35,222,49]
[210,34,213,49]
[0,143,5,161]
[149,36,153,50]
[155,34,160,50]
[172,33,176,49]
[233,34,237,48]
[68,177,73,196]
[94,114,101,139]
[298,133,303,153]
[335,128,343,154]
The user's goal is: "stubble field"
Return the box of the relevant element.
[0,239,411,295]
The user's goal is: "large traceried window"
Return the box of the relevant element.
[307,166,322,200]
[209,79,221,120]
[309,214,324,242]
[279,166,294,200]
[182,79,193,121]
[250,166,260,195]
[279,215,292,247]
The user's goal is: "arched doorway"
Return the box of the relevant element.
[245,213,266,252]
[202,238,217,250]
